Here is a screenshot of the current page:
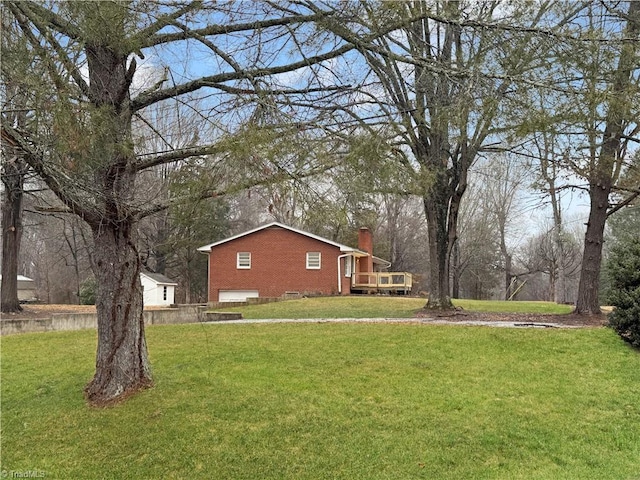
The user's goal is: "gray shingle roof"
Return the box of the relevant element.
[141,271,177,285]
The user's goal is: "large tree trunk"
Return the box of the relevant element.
[1,154,26,314]
[84,221,152,406]
[451,241,460,299]
[423,176,454,310]
[574,180,609,314]
[81,10,152,405]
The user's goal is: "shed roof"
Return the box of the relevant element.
[140,271,178,286]
[0,275,34,282]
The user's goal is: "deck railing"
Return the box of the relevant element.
[351,272,413,293]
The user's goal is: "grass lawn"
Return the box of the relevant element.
[219,296,573,319]
[2,323,639,479]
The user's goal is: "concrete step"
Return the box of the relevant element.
[203,312,243,322]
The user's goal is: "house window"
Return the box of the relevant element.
[237,252,251,269]
[306,252,321,269]
[163,286,168,301]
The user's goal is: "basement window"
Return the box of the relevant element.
[237,252,251,269]
[306,252,321,269]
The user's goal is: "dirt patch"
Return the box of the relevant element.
[414,310,609,327]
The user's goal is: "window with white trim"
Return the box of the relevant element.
[306,252,321,269]
[237,252,251,269]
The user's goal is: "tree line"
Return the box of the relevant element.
[1,0,638,405]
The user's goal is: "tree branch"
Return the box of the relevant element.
[134,144,226,171]
[139,11,330,49]
[8,4,69,94]
[130,43,355,112]
[132,157,340,221]
[0,120,100,225]
[12,1,83,40]
[129,1,205,47]
[608,190,640,217]
[14,2,91,99]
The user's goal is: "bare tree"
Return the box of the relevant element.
[303,0,581,309]
[492,1,639,311]
[19,206,93,304]
[0,1,361,405]
[1,127,28,312]
[478,154,530,300]
[572,1,640,314]
[519,221,582,302]
[454,174,501,299]
[1,10,34,313]
[522,130,582,304]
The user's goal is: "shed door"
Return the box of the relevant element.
[218,290,259,303]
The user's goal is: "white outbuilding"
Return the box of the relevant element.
[140,271,177,307]
[0,275,37,301]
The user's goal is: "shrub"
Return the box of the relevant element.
[606,236,640,348]
[79,277,97,305]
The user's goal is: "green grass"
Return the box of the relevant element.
[2,323,639,479]
[219,296,573,319]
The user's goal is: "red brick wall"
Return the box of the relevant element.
[207,226,352,301]
[357,227,373,273]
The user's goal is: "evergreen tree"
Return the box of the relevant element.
[607,234,640,348]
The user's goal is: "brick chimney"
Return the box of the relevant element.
[358,227,374,273]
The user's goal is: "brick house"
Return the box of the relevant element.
[197,222,412,303]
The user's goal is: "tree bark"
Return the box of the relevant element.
[84,220,152,405]
[575,179,609,314]
[451,241,460,299]
[423,170,455,310]
[1,153,26,313]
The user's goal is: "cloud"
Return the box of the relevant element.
[77,54,163,97]
[129,55,164,95]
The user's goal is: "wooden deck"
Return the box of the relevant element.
[351,272,413,294]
